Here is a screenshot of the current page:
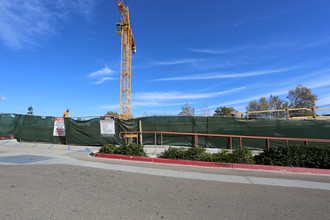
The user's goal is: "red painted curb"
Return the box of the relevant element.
[95,153,330,175]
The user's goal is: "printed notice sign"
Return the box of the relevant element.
[100,117,115,136]
[53,117,65,136]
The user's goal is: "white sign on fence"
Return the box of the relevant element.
[100,117,115,136]
[53,117,65,136]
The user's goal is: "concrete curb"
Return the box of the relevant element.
[95,153,330,175]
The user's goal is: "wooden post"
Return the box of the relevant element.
[161,133,163,146]
[246,111,249,120]
[267,139,270,149]
[129,133,132,143]
[286,107,290,120]
[154,133,157,149]
[195,135,198,148]
[139,120,143,145]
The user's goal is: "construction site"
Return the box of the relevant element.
[1,2,330,220]
[1,0,330,151]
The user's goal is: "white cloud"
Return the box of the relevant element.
[132,101,185,108]
[88,67,114,78]
[135,109,181,117]
[92,77,115,85]
[208,76,330,111]
[188,47,249,55]
[153,66,300,81]
[101,101,186,110]
[231,12,288,28]
[317,96,330,107]
[0,0,97,49]
[101,104,120,110]
[135,87,245,101]
[88,67,117,85]
[306,78,330,90]
[151,58,203,66]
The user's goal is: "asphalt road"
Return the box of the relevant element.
[0,140,330,220]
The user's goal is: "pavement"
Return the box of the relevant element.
[1,139,330,190]
[1,139,330,219]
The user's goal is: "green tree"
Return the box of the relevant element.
[269,95,289,118]
[246,97,269,118]
[214,106,237,117]
[105,111,119,116]
[269,95,289,110]
[27,105,33,115]
[287,84,317,108]
[287,84,317,116]
[246,97,269,111]
[179,102,193,116]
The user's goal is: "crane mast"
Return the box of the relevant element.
[116,0,136,120]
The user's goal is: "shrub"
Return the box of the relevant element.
[229,148,255,164]
[98,143,147,157]
[99,144,116,154]
[254,145,330,169]
[184,147,207,161]
[116,143,147,157]
[160,147,255,164]
[201,150,230,162]
[159,147,186,159]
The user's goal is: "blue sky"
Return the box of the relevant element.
[0,0,330,117]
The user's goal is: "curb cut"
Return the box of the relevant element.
[95,153,330,175]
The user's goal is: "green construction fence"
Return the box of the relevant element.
[0,114,329,150]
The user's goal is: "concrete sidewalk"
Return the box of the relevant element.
[0,139,99,154]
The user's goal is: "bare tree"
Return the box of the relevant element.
[198,105,211,116]
[179,102,193,116]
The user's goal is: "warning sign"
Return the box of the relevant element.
[100,117,115,136]
[53,117,65,136]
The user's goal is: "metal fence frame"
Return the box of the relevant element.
[119,131,330,149]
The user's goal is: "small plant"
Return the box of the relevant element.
[159,147,186,159]
[116,143,147,157]
[98,143,147,157]
[202,150,230,162]
[99,144,117,154]
[184,147,207,161]
[229,148,255,164]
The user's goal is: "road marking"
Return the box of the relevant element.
[0,141,10,146]
[48,145,54,149]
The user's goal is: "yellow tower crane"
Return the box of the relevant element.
[116,0,136,120]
